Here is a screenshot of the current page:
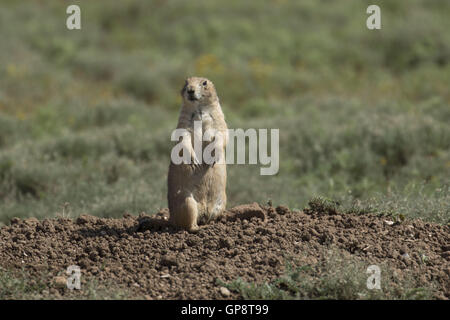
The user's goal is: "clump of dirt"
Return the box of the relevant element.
[0,203,448,299]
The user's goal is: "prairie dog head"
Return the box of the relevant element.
[181,77,219,109]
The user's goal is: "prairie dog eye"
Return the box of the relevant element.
[202,81,207,86]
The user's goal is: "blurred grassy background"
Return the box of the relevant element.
[0,0,448,224]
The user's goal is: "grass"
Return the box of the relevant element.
[0,267,135,300]
[218,250,435,300]
[307,193,449,224]
[0,268,48,299]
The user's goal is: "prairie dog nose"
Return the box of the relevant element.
[187,86,198,100]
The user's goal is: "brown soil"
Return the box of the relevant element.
[0,203,448,299]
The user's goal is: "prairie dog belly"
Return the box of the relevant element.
[169,158,226,221]
[190,109,214,148]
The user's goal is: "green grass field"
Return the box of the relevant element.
[0,0,449,226]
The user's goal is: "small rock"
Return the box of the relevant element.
[229,203,266,222]
[186,237,200,247]
[90,266,99,274]
[161,255,178,267]
[53,276,67,289]
[267,207,277,219]
[219,238,234,249]
[399,247,408,255]
[442,251,450,260]
[24,217,39,226]
[76,214,97,225]
[49,288,60,296]
[144,295,152,300]
[301,233,311,241]
[275,205,290,215]
[89,252,98,261]
[10,217,21,225]
[219,286,231,297]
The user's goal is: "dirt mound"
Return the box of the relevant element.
[0,203,448,299]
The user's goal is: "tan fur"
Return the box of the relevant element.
[168,77,228,232]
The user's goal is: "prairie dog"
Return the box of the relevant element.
[168,77,228,232]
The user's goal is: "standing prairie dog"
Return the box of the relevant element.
[168,77,228,232]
